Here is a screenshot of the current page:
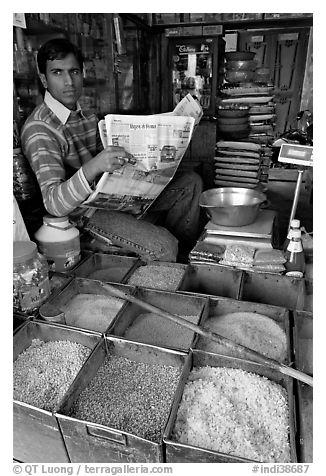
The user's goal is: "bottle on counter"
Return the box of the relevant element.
[34,215,81,273]
[284,228,305,278]
[282,219,301,253]
[13,240,51,313]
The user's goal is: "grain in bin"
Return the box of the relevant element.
[194,296,291,364]
[125,261,188,291]
[164,350,297,463]
[13,320,101,463]
[41,278,133,333]
[108,287,207,351]
[56,336,188,463]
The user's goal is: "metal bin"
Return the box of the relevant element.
[164,350,298,463]
[72,253,140,283]
[56,336,188,463]
[124,261,189,291]
[109,287,208,351]
[178,263,243,299]
[13,320,101,463]
[192,296,291,364]
[37,277,136,335]
[240,270,305,310]
[293,310,313,462]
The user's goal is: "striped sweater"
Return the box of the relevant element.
[21,92,103,217]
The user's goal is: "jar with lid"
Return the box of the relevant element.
[34,215,81,272]
[13,240,51,313]
[13,148,36,201]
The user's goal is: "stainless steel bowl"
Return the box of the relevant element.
[199,187,267,227]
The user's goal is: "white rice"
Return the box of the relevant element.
[61,293,125,332]
[197,312,287,362]
[173,366,291,462]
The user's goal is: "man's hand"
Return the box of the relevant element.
[82,146,131,183]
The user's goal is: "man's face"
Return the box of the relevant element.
[40,53,83,110]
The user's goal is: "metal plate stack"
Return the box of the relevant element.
[218,51,277,178]
[214,140,263,189]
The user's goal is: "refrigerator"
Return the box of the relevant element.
[165,36,225,188]
[167,36,225,117]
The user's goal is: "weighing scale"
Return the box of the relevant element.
[278,143,313,232]
[204,209,278,249]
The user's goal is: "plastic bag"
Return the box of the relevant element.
[223,244,256,265]
[253,249,286,265]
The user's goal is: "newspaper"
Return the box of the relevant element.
[83,94,202,217]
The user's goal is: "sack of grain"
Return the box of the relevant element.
[85,210,178,262]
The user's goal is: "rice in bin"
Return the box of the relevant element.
[196,312,287,362]
[173,366,291,462]
[61,293,125,332]
[72,354,181,443]
[127,264,185,290]
[13,338,91,412]
[123,312,198,349]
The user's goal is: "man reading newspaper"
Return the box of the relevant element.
[21,38,203,261]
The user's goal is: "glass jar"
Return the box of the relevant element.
[13,148,36,201]
[13,240,51,313]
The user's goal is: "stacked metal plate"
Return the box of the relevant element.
[214,140,262,188]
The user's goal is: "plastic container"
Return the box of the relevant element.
[34,215,81,273]
[284,229,305,278]
[13,240,51,313]
[282,219,301,252]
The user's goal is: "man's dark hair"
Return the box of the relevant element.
[37,38,84,75]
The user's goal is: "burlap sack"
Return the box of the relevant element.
[84,210,178,262]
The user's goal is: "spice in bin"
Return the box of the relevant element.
[13,240,51,313]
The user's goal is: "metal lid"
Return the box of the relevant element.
[43,214,69,225]
[13,241,37,264]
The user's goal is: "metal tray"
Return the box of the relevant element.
[178,263,243,300]
[192,296,291,364]
[124,261,189,292]
[108,287,208,352]
[164,349,298,463]
[13,320,101,463]
[56,336,188,463]
[72,253,140,283]
[36,277,136,335]
[240,270,305,310]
